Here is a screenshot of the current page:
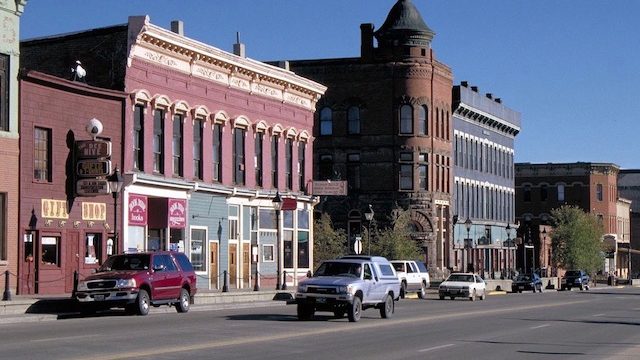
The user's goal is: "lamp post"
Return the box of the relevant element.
[108,167,124,255]
[465,217,472,272]
[505,224,511,279]
[364,204,374,256]
[541,228,547,277]
[272,192,283,290]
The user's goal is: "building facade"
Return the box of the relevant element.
[617,170,640,278]
[20,16,325,293]
[451,82,521,278]
[19,71,126,294]
[515,162,624,276]
[0,0,26,298]
[289,0,453,273]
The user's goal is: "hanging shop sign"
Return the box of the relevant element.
[168,198,187,228]
[128,194,148,226]
[41,199,69,219]
[82,202,107,221]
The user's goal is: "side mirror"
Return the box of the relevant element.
[153,264,166,272]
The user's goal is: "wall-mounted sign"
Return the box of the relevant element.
[82,202,107,221]
[75,140,112,159]
[128,194,148,226]
[76,179,110,196]
[41,199,69,219]
[76,159,111,177]
[168,198,187,228]
[312,180,347,196]
[281,198,297,211]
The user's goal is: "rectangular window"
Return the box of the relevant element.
[190,228,205,272]
[298,142,305,191]
[541,184,548,202]
[172,114,183,177]
[34,127,52,182]
[212,123,222,182]
[193,119,203,179]
[153,109,165,174]
[41,236,60,266]
[271,135,279,187]
[263,244,274,262]
[298,231,309,268]
[419,165,428,190]
[85,233,102,265]
[133,105,144,170]
[399,164,413,190]
[347,153,361,191]
[285,139,293,189]
[596,183,603,201]
[400,105,413,134]
[319,154,333,180]
[557,184,565,202]
[233,128,246,185]
[255,133,263,187]
[284,230,293,268]
[0,193,5,260]
[0,54,7,131]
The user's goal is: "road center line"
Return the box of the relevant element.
[31,334,99,343]
[592,313,605,317]
[529,324,550,329]
[418,344,455,353]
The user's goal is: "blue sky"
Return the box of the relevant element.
[20,0,640,169]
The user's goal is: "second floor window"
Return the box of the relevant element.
[418,105,427,135]
[596,183,603,201]
[347,153,360,191]
[233,128,245,185]
[0,54,7,132]
[320,107,332,136]
[319,154,333,180]
[524,185,531,202]
[193,119,203,179]
[285,139,293,189]
[212,123,222,182]
[400,104,412,134]
[255,133,263,187]
[557,184,565,202]
[298,142,306,191]
[172,114,183,177]
[418,153,428,190]
[153,109,165,174]
[133,105,144,171]
[399,164,413,190]
[347,106,360,135]
[34,127,51,182]
[271,135,279,187]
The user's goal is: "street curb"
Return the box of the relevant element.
[488,291,507,296]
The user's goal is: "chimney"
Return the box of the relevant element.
[360,23,374,60]
[495,98,502,104]
[486,93,493,99]
[471,86,479,92]
[170,20,184,36]
[460,81,469,87]
[277,61,290,71]
[233,32,246,58]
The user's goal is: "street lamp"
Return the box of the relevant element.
[465,217,472,272]
[541,228,547,277]
[108,167,124,255]
[272,192,283,290]
[505,224,512,279]
[364,204,374,255]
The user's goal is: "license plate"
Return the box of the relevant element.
[518,286,524,289]
[450,290,458,294]
[316,297,326,304]
[94,294,105,301]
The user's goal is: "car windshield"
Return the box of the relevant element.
[314,262,362,278]
[391,263,404,272]
[447,274,474,282]
[415,262,428,273]
[99,254,151,271]
[565,271,581,277]
[515,275,531,281]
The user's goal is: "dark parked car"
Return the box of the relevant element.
[511,273,543,293]
[76,251,197,315]
[561,270,590,291]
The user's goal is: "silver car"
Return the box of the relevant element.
[438,273,486,301]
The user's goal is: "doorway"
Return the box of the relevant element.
[209,241,218,290]
[229,243,237,289]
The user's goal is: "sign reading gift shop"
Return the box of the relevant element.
[168,199,187,228]
[128,194,148,226]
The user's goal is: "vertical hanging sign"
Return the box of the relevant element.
[168,198,187,228]
[128,194,148,226]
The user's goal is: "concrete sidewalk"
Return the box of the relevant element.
[0,289,295,324]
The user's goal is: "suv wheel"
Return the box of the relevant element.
[348,296,362,322]
[470,289,477,301]
[379,294,394,319]
[136,289,150,316]
[297,304,314,321]
[176,288,190,313]
[400,282,407,299]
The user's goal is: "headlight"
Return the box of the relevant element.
[297,284,307,293]
[574,279,580,284]
[116,279,136,288]
[77,281,89,291]
[337,285,354,294]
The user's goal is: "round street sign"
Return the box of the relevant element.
[354,236,362,254]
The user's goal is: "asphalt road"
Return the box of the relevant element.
[1,287,639,360]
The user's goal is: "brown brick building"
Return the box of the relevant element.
[289,0,453,272]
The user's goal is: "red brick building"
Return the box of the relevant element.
[289,0,453,272]
[19,71,126,294]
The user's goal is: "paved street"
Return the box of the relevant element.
[1,287,639,360]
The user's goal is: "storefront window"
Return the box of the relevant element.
[85,233,102,264]
[298,231,309,268]
[298,209,309,230]
[127,226,145,253]
[284,230,293,268]
[190,228,205,272]
[170,228,185,252]
[41,236,59,266]
[259,209,276,230]
[148,228,166,251]
[263,244,274,262]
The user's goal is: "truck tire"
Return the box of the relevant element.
[348,296,362,322]
[176,288,190,313]
[136,289,150,316]
[400,281,407,299]
[379,294,394,319]
[297,303,314,320]
[470,289,477,301]
[417,282,427,299]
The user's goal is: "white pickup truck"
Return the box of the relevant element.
[390,260,430,299]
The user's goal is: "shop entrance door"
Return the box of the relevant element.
[65,231,80,293]
[209,242,218,290]
[242,243,250,288]
[229,244,237,289]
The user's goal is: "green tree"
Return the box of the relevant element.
[313,213,347,269]
[550,205,604,274]
[368,207,422,260]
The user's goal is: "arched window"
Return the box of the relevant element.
[400,104,413,134]
[347,106,360,135]
[320,107,332,136]
[418,105,428,135]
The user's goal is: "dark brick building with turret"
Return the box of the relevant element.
[289,0,453,272]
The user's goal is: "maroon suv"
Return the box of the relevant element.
[76,251,197,315]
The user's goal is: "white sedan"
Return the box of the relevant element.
[438,273,486,301]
